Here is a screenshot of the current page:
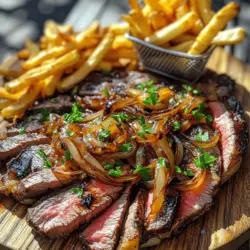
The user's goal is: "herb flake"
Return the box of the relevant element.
[64,102,83,123]
[118,143,133,152]
[72,187,83,198]
[133,164,151,181]
[36,150,52,168]
[194,152,217,169]
[98,129,111,142]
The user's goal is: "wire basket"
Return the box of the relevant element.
[126,33,215,83]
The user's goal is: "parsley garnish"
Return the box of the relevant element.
[36,150,52,168]
[72,86,79,95]
[64,102,83,123]
[98,129,111,142]
[143,86,160,106]
[172,121,181,131]
[66,131,74,137]
[104,163,114,170]
[192,102,205,120]
[182,84,192,92]
[184,169,194,177]
[137,116,152,136]
[158,157,169,168]
[112,113,136,123]
[65,150,72,160]
[193,89,200,95]
[19,127,25,134]
[175,166,182,173]
[184,107,189,114]
[72,187,83,198]
[206,115,213,123]
[102,87,110,97]
[40,108,51,123]
[109,169,123,177]
[118,143,133,152]
[133,164,151,181]
[195,131,209,142]
[137,130,145,138]
[168,97,175,105]
[194,152,217,169]
[136,80,154,90]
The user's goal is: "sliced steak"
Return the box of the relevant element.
[145,188,179,233]
[81,185,132,250]
[30,95,73,112]
[117,190,145,250]
[0,133,50,160]
[209,101,247,182]
[27,179,123,237]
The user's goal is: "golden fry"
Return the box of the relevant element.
[58,32,115,92]
[169,40,194,52]
[0,69,21,78]
[172,34,196,44]
[0,99,14,110]
[189,2,240,54]
[188,0,199,14]
[121,14,143,38]
[110,23,129,35]
[149,11,169,31]
[112,35,133,49]
[129,10,153,38]
[0,87,28,100]
[25,40,40,58]
[104,48,137,60]
[41,73,62,98]
[212,27,246,46]
[1,83,42,119]
[145,11,198,45]
[128,0,141,10]
[97,61,112,71]
[159,0,184,21]
[126,59,138,71]
[197,0,214,25]
[190,18,204,35]
[176,2,190,19]
[75,21,99,44]
[18,49,29,60]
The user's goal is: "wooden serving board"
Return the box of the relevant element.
[0,47,250,250]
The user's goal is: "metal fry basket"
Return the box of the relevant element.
[126,33,215,83]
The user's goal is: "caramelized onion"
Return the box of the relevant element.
[188,132,220,149]
[157,138,175,168]
[82,110,104,122]
[172,135,184,165]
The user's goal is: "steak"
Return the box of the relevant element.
[2,145,77,204]
[145,188,179,233]
[81,185,132,250]
[209,101,247,182]
[27,179,123,237]
[0,133,50,160]
[117,190,145,250]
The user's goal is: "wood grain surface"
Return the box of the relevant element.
[0,47,250,250]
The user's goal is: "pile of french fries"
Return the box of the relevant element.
[123,0,245,54]
[0,0,246,120]
[0,20,138,119]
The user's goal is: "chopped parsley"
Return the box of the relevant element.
[118,143,133,152]
[143,86,160,106]
[194,152,217,169]
[102,87,110,97]
[65,150,72,160]
[138,116,152,136]
[136,80,154,90]
[66,131,74,137]
[195,131,209,142]
[109,168,123,177]
[172,121,181,131]
[72,187,83,198]
[36,150,52,168]
[184,107,189,114]
[137,131,145,138]
[40,108,51,123]
[168,97,175,105]
[72,86,79,95]
[112,113,136,123]
[158,157,169,168]
[174,166,182,173]
[206,114,213,123]
[64,102,83,123]
[104,163,114,170]
[192,102,205,120]
[184,169,194,177]
[182,84,192,92]
[133,164,151,181]
[193,89,200,95]
[19,127,25,134]
[98,129,111,142]
[167,136,174,144]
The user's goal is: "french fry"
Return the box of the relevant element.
[0,99,14,110]
[189,2,240,54]
[128,0,141,11]
[1,83,42,119]
[212,27,246,46]
[112,35,133,49]
[129,10,153,38]
[145,11,198,45]
[121,14,143,38]
[75,21,99,44]
[190,18,204,35]
[18,49,29,60]
[176,2,190,19]
[110,23,129,35]
[172,34,196,44]
[97,61,112,71]
[142,5,152,18]
[58,32,115,92]
[126,59,138,71]
[188,0,199,14]
[169,40,194,52]
[144,0,162,11]
[25,40,40,58]
[0,69,21,78]
[0,87,28,100]
[6,50,80,93]
[41,73,62,98]
[197,0,214,25]
[105,48,137,60]
[159,0,184,21]
[149,11,169,31]
[44,20,59,41]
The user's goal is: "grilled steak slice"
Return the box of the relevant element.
[117,190,145,250]
[209,101,247,183]
[0,133,50,160]
[27,179,123,237]
[145,188,179,233]
[81,186,132,250]
[1,145,77,204]
[30,95,73,112]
